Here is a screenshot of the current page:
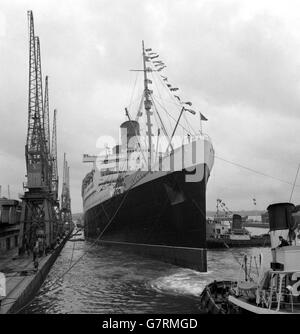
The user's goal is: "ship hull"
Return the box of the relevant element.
[84,164,209,271]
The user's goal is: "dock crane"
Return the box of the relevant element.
[44,76,51,157]
[60,153,73,231]
[18,11,59,254]
[51,109,63,235]
[51,109,58,199]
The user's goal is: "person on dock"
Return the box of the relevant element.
[33,242,39,262]
[34,259,39,272]
[38,236,44,257]
[278,236,289,247]
[24,235,30,256]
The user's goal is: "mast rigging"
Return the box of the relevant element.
[142,40,154,171]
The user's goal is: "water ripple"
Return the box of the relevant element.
[23,239,271,314]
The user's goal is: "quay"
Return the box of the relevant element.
[0,231,71,314]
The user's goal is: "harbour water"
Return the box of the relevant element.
[22,227,270,314]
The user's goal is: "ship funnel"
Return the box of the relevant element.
[120,121,140,150]
[267,202,295,232]
[232,214,243,231]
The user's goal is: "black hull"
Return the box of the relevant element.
[84,165,208,271]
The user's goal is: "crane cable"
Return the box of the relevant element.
[215,155,300,188]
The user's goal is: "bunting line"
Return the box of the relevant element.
[145,45,207,124]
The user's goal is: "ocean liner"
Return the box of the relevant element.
[82,42,214,271]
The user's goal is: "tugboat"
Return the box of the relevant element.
[200,202,300,313]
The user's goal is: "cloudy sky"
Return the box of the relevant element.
[1,0,300,213]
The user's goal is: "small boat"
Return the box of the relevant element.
[200,202,300,314]
[199,280,237,314]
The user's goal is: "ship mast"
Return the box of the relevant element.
[142,40,153,171]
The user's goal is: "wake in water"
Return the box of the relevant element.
[150,268,214,297]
